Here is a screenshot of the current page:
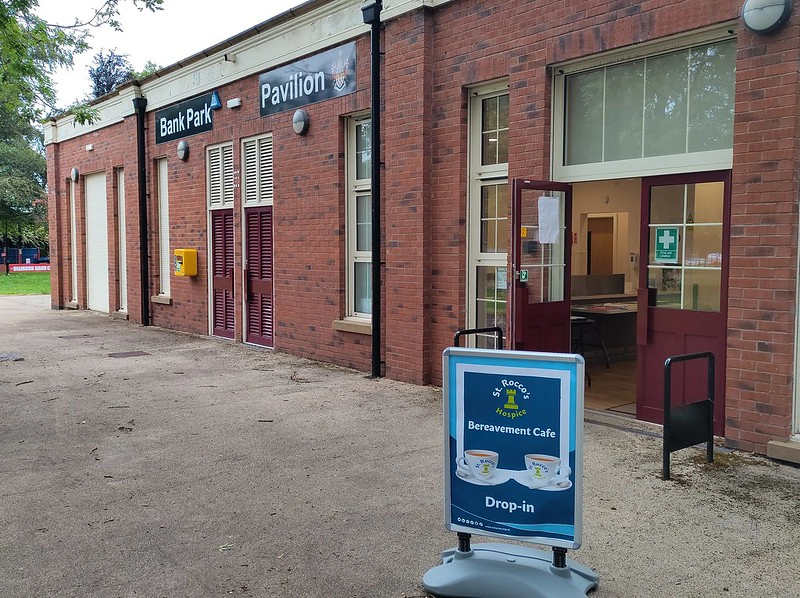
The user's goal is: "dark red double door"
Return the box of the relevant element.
[210,207,274,348]
[211,210,235,339]
[244,206,274,347]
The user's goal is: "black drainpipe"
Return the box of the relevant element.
[362,0,382,378]
[132,95,150,326]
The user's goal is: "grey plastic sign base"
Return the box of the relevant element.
[423,543,599,598]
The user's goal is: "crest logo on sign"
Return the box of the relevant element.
[331,50,350,92]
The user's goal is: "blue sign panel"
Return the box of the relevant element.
[443,348,584,549]
[259,42,356,116]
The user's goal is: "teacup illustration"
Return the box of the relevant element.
[524,453,571,487]
[457,449,499,479]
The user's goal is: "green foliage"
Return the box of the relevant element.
[131,60,160,80]
[89,49,133,98]
[0,102,47,251]
[0,0,164,121]
[0,0,164,246]
[0,271,50,295]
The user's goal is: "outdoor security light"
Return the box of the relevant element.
[292,109,310,135]
[70,167,79,182]
[742,0,792,34]
[177,140,189,161]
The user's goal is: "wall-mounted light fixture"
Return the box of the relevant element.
[224,53,237,63]
[85,144,94,152]
[210,91,222,110]
[293,109,310,135]
[70,167,80,183]
[227,98,242,109]
[742,0,793,34]
[177,140,189,161]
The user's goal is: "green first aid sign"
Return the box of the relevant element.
[654,226,679,263]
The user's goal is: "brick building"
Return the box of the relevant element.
[46,0,800,462]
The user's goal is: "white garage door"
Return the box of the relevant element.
[85,172,109,313]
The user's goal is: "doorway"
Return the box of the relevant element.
[85,172,109,313]
[210,209,235,339]
[587,216,613,275]
[244,206,274,347]
[637,171,730,435]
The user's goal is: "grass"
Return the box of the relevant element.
[0,272,51,295]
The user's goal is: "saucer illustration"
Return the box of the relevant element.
[455,467,514,486]
[511,470,572,491]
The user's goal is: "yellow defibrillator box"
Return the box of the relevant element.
[174,249,197,277]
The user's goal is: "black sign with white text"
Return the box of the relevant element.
[155,93,215,144]
[259,42,356,117]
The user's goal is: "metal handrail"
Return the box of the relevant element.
[453,327,505,350]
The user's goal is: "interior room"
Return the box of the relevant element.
[571,179,641,415]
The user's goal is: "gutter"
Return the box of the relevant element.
[132,94,150,326]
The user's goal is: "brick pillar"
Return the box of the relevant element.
[383,9,434,384]
[727,23,800,452]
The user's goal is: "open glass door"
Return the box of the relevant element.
[511,179,572,352]
[637,171,730,435]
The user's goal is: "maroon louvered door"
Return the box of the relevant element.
[211,209,235,338]
[245,207,274,347]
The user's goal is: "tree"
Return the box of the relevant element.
[0,0,164,262]
[0,0,164,123]
[89,49,133,98]
[0,109,47,257]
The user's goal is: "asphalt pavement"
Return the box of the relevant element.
[1,295,799,598]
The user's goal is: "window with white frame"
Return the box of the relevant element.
[346,115,372,319]
[467,84,509,348]
[242,134,274,206]
[207,143,234,209]
[69,179,78,303]
[553,32,735,181]
[156,158,170,296]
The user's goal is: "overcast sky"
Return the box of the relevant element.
[36,0,304,108]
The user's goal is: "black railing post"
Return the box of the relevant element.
[663,351,715,480]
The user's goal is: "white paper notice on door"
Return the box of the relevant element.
[538,196,559,244]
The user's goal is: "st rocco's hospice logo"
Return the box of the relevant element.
[493,378,530,419]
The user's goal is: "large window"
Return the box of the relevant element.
[468,84,509,348]
[346,116,372,319]
[116,168,127,312]
[156,158,170,297]
[69,179,78,303]
[554,33,735,181]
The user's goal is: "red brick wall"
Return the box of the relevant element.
[48,120,144,322]
[48,0,800,453]
[727,22,800,452]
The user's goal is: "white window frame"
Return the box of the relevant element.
[345,113,372,321]
[69,179,78,304]
[466,82,510,339]
[116,168,127,312]
[156,158,170,297]
[206,142,235,210]
[552,24,736,182]
[242,133,274,207]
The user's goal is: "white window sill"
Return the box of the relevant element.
[151,295,172,305]
[332,318,372,335]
